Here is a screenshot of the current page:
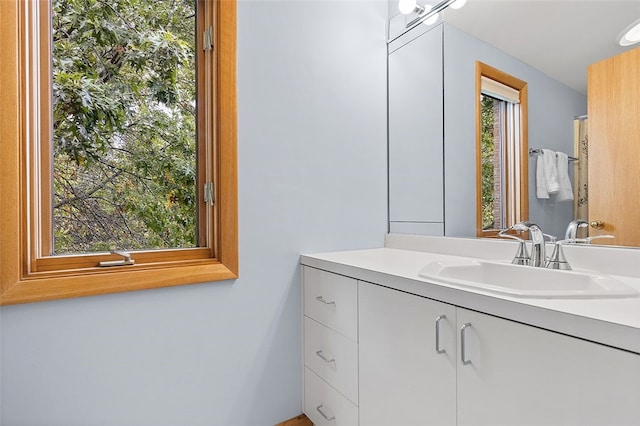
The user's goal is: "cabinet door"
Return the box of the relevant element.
[388,26,444,233]
[359,282,456,426]
[457,308,640,426]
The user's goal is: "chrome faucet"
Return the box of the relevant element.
[498,222,552,267]
[564,219,589,240]
[527,224,546,267]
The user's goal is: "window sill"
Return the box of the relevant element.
[1,260,237,306]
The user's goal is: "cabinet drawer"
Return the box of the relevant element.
[304,317,358,405]
[303,267,357,341]
[304,367,358,426]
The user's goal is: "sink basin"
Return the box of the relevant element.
[418,260,638,299]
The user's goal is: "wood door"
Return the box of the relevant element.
[358,282,457,426]
[456,308,640,426]
[587,46,640,246]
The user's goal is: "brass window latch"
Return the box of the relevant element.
[98,247,135,267]
[203,26,213,51]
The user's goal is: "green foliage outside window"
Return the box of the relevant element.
[52,0,197,254]
[481,95,496,230]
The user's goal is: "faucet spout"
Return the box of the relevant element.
[528,224,546,267]
[499,222,552,267]
[564,219,589,240]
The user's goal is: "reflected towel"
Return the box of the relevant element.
[556,152,574,202]
[536,149,559,199]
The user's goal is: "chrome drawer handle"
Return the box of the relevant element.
[315,296,335,306]
[316,404,336,421]
[460,322,472,366]
[435,314,446,354]
[316,350,336,364]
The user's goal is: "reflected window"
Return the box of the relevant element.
[476,62,528,237]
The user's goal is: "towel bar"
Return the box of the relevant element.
[529,148,578,162]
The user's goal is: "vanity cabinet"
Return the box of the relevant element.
[388,25,444,236]
[302,267,359,426]
[456,308,640,426]
[358,283,640,426]
[359,281,457,426]
[304,265,640,425]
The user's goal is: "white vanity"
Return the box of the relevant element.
[301,235,640,425]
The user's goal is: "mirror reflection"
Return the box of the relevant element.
[387,0,640,247]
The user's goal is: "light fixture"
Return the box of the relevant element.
[399,0,467,29]
[399,0,439,25]
[618,18,640,46]
[399,0,425,15]
[421,5,439,26]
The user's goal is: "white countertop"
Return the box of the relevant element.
[300,235,640,354]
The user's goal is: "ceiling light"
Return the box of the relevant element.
[618,18,640,46]
[399,0,421,15]
[402,0,467,29]
[422,6,439,26]
[449,0,467,9]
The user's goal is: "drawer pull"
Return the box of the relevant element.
[435,314,446,354]
[315,349,336,364]
[316,404,336,421]
[460,322,472,366]
[315,296,336,306]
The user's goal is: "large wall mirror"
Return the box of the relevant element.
[387,0,640,248]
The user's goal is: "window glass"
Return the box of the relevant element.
[480,93,503,230]
[51,0,198,254]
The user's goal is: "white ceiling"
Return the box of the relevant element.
[441,0,640,94]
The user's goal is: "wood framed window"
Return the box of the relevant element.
[475,61,528,237]
[0,0,238,305]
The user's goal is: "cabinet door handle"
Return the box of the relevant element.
[315,296,335,306]
[316,350,336,364]
[316,404,336,421]
[435,315,447,354]
[460,322,472,366]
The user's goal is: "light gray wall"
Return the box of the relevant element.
[443,23,587,239]
[0,1,388,425]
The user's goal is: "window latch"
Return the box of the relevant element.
[203,26,213,51]
[204,181,215,205]
[99,247,135,267]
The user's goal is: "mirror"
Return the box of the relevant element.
[387,0,640,247]
[442,0,640,246]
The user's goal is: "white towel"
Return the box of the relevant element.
[555,152,574,202]
[536,149,559,199]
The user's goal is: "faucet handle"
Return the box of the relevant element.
[562,235,615,245]
[497,225,525,241]
[510,240,530,266]
[545,235,615,270]
[496,232,524,243]
[545,241,571,270]
[497,228,529,265]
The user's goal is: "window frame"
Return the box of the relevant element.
[0,0,238,305]
[475,61,529,238]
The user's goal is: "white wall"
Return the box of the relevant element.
[0,1,388,424]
